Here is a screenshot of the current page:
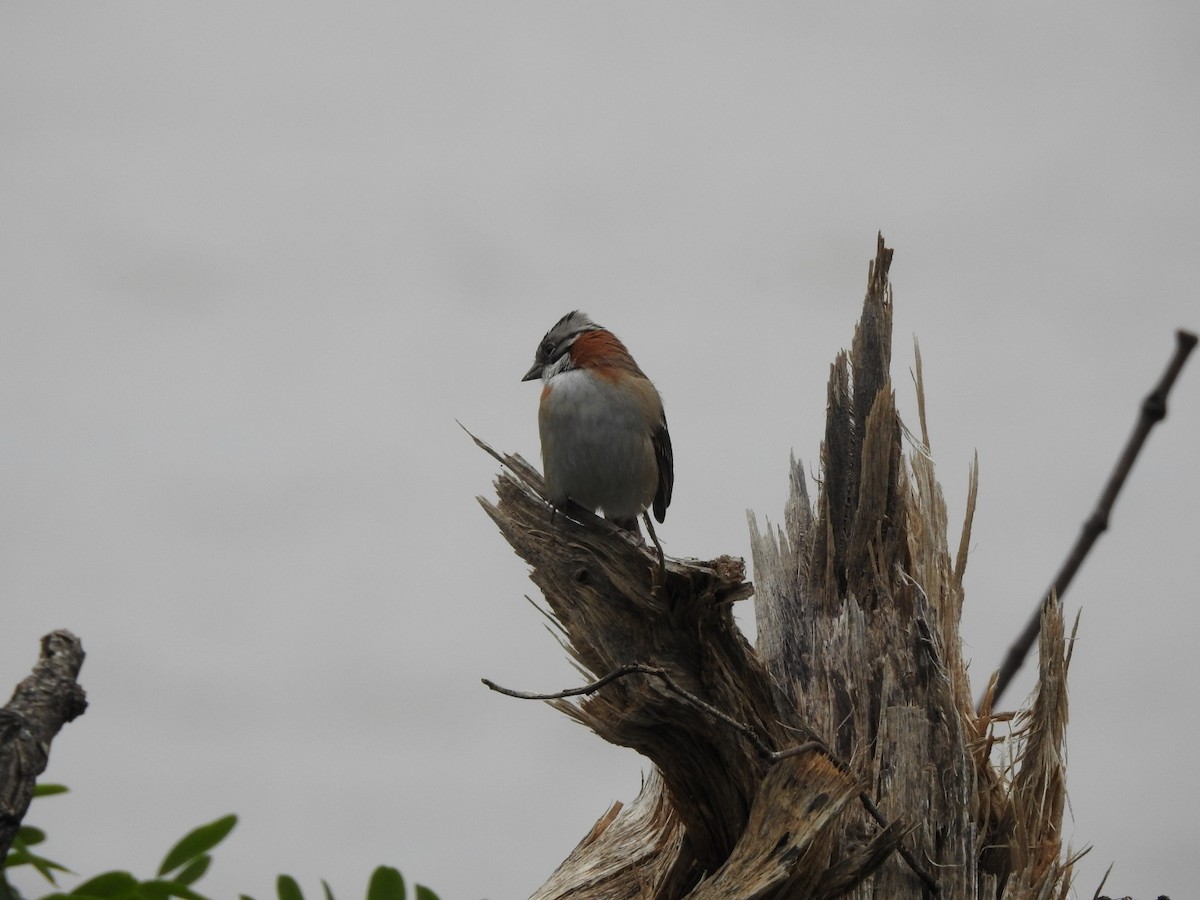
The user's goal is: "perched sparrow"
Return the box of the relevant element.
[522,311,673,534]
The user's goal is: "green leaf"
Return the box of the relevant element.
[4,845,70,884]
[157,816,237,877]
[16,827,46,846]
[320,881,334,900]
[3,839,29,870]
[4,832,31,863]
[70,871,137,898]
[3,849,32,871]
[414,887,438,900]
[275,875,304,900]
[169,855,210,887]
[365,867,405,900]
[33,784,70,798]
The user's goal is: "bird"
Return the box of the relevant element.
[522,311,673,539]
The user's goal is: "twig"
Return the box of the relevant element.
[484,665,941,893]
[988,329,1198,708]
[483,664,659,702]
[485,664,777,759]
[1091,861,1114,900]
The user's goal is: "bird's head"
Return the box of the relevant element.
[521,310,604,382]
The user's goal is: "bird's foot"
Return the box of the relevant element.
[642,513,667,597]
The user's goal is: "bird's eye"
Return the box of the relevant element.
[540,340,555,359]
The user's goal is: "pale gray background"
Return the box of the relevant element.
[2,5,1198,899]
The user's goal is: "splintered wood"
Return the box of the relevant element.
[480,235,1073,899]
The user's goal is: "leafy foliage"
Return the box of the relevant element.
[1,788,439,900]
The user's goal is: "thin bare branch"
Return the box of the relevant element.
[989,328,1198,707]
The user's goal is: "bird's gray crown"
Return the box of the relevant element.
[547,309,600,341]
[536,310,602,365]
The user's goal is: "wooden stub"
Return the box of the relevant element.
[0,630,88,860]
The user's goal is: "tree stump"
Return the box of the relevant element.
[479,235,1074,899]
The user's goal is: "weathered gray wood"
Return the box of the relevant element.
[530,771,688,899]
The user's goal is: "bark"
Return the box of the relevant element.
[0,630,87,860]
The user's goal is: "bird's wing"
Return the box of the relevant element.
[652,418,673,524]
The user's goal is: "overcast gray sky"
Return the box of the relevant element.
[2,5,1198,899]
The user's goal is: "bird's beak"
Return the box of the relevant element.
[522,362,543,382]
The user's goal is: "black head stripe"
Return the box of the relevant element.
[538,311,602,364]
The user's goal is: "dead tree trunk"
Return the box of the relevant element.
[0,631,88,861]
[478,235,1074,899]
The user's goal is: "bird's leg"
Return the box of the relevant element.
[642,512,666,594]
